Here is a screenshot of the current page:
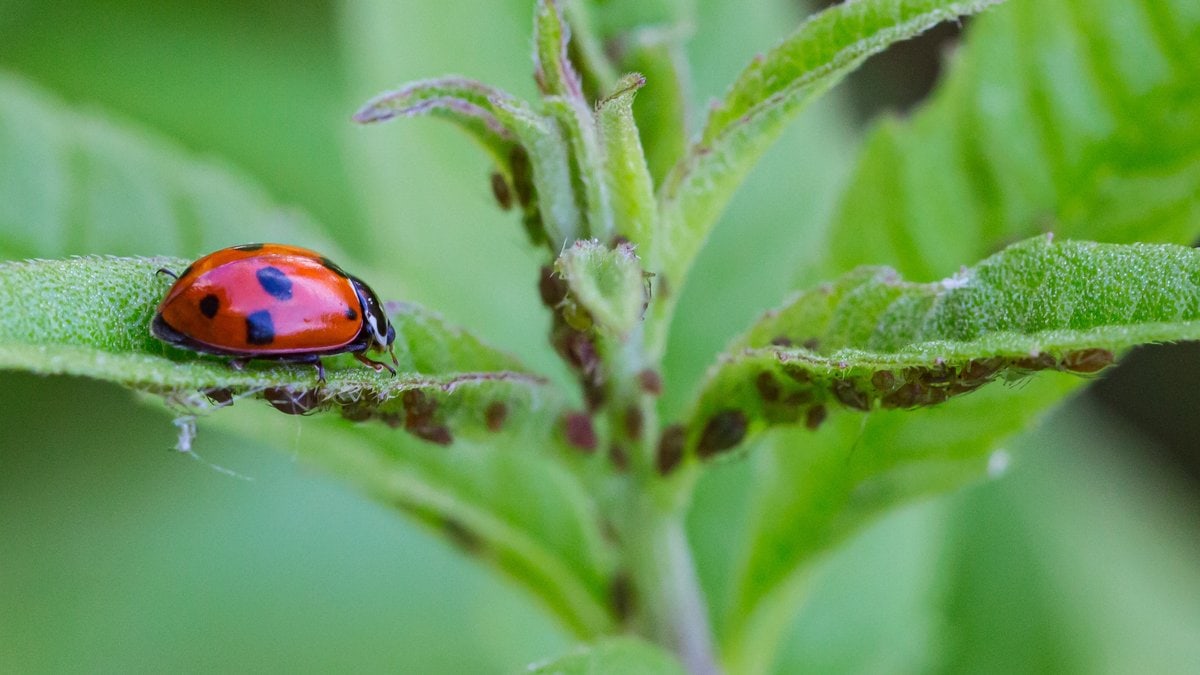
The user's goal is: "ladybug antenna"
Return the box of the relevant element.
[156,267,179,279]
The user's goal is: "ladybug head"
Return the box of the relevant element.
[351,276,398,365]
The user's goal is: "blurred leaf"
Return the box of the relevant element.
[684,237,1200,461]
[0,256,560,446]
[822,0,1200,279]
[214,409,617,640]
[656,0,1005,298]
[936,402,1200,673]
[0,71,338,261]
[719,374,1079,675]
[527,636,687,674]
[0,2,360,243]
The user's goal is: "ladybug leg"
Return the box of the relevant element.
[355,352,397,376]
[156,267,179,279]
[314,359,327,383]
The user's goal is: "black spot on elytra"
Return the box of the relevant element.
[345,306,358,321]
[199,294,219,319]
[256,266,293,300]
[245,310,275,345]
[233,243,264,252]
[319,257,349,278]
[697,409,747,458]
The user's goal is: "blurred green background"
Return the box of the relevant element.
[2,0,1198,672]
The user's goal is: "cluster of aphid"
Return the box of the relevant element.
[682,346,1116,465]
[539,252,664,466]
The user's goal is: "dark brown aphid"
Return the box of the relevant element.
[203,387,235,406]
[697,409,748,458]
[870,370,896,393]
[624,405,644,441]
[564,412,597,453]
[832,380,871,411]
[656,424,686,475]
[755,371,783,403]
[608,443,630,472]
[805,405,827,430]
[1013,352,1057,371]
[490,172,513,210]
[484,401,509,432]
[609,571,636,622]
[538,266,568,307]
[1059,348,1114,373]
[637,369,663,395]
[509,146,534,208]
[263,387,320,415]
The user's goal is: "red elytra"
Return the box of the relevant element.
[151,243,398,380]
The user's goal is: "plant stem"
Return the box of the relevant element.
[621,483,721,675]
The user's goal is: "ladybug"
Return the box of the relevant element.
[151,243,398,381]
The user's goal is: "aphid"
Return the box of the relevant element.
[151,243,398,381]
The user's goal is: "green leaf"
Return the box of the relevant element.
[0,256,560,445]
[684,236,1200,461]
[719,376,1079,675]
[821,0,1200,279]
[557,239,646,338]
[534,0,585,100]
[715,2,1200,663]
[527,636,687,674]
[0,70,337,261]
[352,77,521,173]
[655,0,1005,299]
[596,75,659,264]
[212,409,618,640]
[491,98,582,249]
[544,96,616,244]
